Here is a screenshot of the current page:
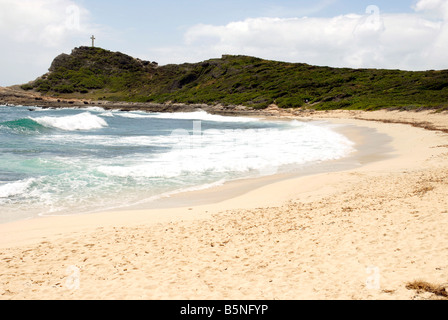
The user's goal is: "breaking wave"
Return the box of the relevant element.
[0,112,108,133]
[32,112,108,131]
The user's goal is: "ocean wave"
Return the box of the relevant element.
[0,118,48,134]
[99,111,115,117]
[0,178,35,199]
[31,112,108,131]
[114,110,259,123]
[0,105,356,223]
[96,122,355,179]
[150,110,260,122]
[116,112,154,119]
[0,112,108,133]
[82,106,108,113]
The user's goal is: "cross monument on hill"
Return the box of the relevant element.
[91,35,96,47]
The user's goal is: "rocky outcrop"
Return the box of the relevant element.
[49,53,72,72]
[0,86,265,117]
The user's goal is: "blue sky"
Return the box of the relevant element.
[80,0,416,55]
[1,0,447,86]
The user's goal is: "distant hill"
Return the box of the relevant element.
[21,46,448,110]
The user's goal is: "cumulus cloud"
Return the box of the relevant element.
[0,0,87,46]
[413,0,448,18]
[2,0,448,86]
[0,0,97,85]
[152,0,448,71]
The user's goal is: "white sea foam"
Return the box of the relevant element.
[36,134,178,147]
[83,106,108,113]
[151,110,260,122]
[115,110,259,123]
[0,178,35,198]
[99,111,115,117]
[116,112,154,119]
[32,112,108,131]
[97,122,355,179]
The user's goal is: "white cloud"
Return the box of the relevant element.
[2,0,448,86]
[151,1,448,71]
[413,0,448,18]
[0,0,92,46]
[0,0,97,86]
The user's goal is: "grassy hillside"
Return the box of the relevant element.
[22,47,448,110]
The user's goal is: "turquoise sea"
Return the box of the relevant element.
[0,105,354,223]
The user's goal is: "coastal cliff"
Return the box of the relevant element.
[4,46,448,111]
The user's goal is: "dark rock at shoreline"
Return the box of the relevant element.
[0,86,268,117]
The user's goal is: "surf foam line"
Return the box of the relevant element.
[113,110,260,123]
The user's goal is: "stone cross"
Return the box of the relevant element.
[91,35,96,47]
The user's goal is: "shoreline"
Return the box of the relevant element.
[0,115,391,228]
[0,110,379,225]
[0,103,389,224]
[0,107,447,300]
[0,118,382,239]
[104,120,393,213]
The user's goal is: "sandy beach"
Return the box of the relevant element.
[1,109,448,300]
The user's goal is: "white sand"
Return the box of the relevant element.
[1,110,447,300]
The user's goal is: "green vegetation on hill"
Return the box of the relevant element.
[22,47,448,110]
